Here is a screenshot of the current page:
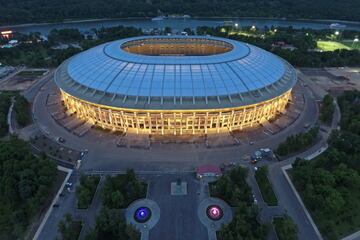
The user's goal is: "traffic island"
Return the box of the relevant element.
[198,197,232,235]
[125,199,160,239]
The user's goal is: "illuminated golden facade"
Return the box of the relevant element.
[61,90,291,135]
[55,36,297,135]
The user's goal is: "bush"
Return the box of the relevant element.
[209,166,252,207]
[320,94,335,124]
[102,170,146,209]
[276,127,319,156]
[213,166,267,240]
[255,166,278,206]
[58,214,82,240]
[0,93,11,136]
[86,207,140,240]
[76,175,100,209]
[14,94,31,127]
[274,215,298,240]
[218,205,267,240]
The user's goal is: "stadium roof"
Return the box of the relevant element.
[55,36,297,110]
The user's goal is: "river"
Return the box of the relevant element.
[1,17,360,36]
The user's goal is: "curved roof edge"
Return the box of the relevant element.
[103,36,251,65]
[55,59,297,110]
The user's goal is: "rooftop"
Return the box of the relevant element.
[55,35,297,110]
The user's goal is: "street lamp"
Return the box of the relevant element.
[251,25,256,31]
[352,37,359,48]
[234,23,238,28]
[335,31,340,36]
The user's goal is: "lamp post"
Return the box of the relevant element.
[352,37,359,48]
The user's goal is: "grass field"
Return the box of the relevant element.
[17,70,47,77]
[317,41,351,51]
[341,41,360,50]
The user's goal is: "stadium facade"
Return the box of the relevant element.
[55,36,297,135]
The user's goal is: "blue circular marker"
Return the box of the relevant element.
[134,207,152,223]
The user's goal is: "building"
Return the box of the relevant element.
[0,30,13,39]
[55,36,297,135]
[196,165,222,179]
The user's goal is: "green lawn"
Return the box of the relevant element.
[317,41,351,51]
[255,166,278,206]
[341,41,360,50]
[17,70,47,77]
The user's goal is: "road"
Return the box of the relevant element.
[31,73,334,240]
[37,172,79,240]
[31,78,318,173]
[23,69,54,102]
[266,86,341,240]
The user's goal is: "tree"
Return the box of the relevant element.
[320,94,335,124]
[102,170,146,209]
[76,175,100,209]
[274,215,298,240]
[0,137,57,239]
[218,205,267,240]
[58,214,82,240]
[14,94,31,127]
[86,207,140,240]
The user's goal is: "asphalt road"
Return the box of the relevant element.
[23,69,54,102]
[32,75,327,240]
[37,173,79,240]
[31,78,318,173]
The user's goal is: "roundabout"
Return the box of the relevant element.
[134,207,152,223]
[198,197,233,231]
[126,199,160,232]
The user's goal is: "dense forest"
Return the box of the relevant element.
[199,26,360,68]
[0,92,12,137]
[292,91,360,239]
[0,137,57,239]
[0,0,360,25]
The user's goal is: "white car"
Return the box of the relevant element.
[65,182,73,187]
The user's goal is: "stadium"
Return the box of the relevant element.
[54,36,297,135]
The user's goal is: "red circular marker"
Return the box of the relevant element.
[206,205,223,221]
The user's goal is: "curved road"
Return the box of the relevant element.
[30,75,333,240]
[31,78,318,173]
